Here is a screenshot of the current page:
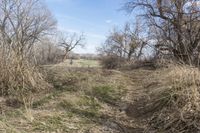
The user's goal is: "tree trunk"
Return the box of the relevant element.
[63,52,68,62]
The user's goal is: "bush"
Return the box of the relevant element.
[100,55,125,69]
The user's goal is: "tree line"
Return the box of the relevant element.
[99,0,200,66]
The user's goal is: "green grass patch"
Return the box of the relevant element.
[4,109,22,118]
[90,85,122,105]
[77,96,101,113]
[57,99,100,119]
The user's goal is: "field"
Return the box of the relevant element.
[61,59,100,68]
[0,59,199,132]
[0,59,154,132]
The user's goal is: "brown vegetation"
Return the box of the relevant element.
[147,65,200,132]
[0,0,55,100]
[100,55,126,69]
[0,0,200,132]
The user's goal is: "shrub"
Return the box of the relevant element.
[100,55,125,69]
[47,70,80,92]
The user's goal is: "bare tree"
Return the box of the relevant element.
[0,0,56,96]
[124,0,200,63]
[99,22,147,60]
[34,38,64,65]
[58,32,85,61]
[0,0,56,60]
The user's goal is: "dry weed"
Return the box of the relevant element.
[0,51,49,105]
[148,65,200,132]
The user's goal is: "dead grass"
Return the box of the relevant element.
[0,52,50,104]
[145,65,200,132]
[4,58,200,132]
[0,63,134,133]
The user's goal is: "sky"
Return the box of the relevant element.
[45,0,133,54]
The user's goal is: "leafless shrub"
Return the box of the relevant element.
[100,55,126,69]
[130,56,158,69]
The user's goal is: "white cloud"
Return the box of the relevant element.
[105,19,112,24]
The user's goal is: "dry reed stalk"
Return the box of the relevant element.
[0,51,49,103]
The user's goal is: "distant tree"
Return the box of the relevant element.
[99,22,147,60]
[58,32,85,61]
[34,38,64,65]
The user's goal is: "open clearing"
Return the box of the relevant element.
[0,60,165,133]
[59,59,100,68]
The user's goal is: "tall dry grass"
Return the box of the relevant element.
[148,65,200,132]
[0,50,49,103]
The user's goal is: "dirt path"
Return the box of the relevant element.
[104,69,155,133]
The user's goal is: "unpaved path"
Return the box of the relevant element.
[104,69,155,133]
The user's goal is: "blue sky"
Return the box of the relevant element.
[46,0,133,54]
